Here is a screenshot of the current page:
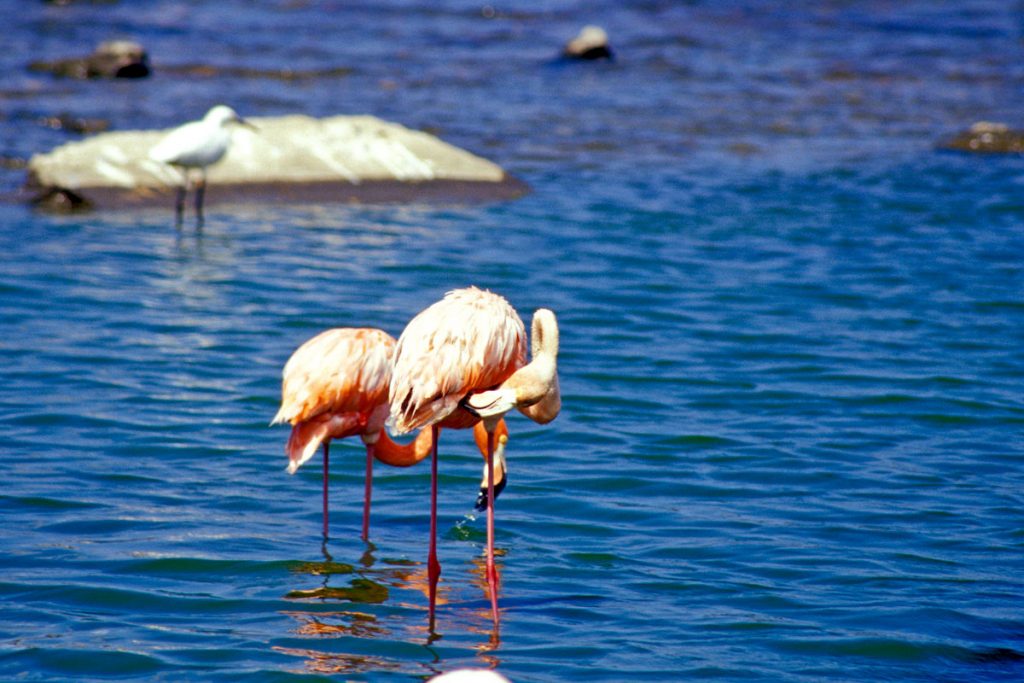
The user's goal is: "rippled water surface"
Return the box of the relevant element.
[3,1,1024,681]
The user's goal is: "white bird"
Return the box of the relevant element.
[149,105,254,225]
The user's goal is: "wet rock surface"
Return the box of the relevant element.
[29,40,150,80]
[563,25,614,60]
[939,121,1024,154]
[31,187,92,212]
[37,113,111,134]
[160,64,353,82]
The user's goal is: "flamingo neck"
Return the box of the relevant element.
[372,428,434,467]
[511,310,559,406]
[531,308,559,362]
[516,310,561,424]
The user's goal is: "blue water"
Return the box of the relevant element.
[3,1,1024,681]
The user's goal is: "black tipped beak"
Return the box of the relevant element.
[237,117,258,131]
[474,473,508,512]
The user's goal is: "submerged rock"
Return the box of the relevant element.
[161,63,353,81]
[563,25,614,61]
[39,113,111,134]
[29,40,150,79]
[0,155,28,170]
[939,121,1024,154]
[23,114,529,211]
[31,187,92,213]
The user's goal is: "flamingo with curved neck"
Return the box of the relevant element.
[389,287,560,631]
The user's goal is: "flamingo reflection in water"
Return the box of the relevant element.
[279,544,507,676]
[271,644,402,677]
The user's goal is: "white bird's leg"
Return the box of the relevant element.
[362,442,373,542]
[195,169,207,228]
[173,182,186,226]
[322,441,330,539]
[428,424,441,631]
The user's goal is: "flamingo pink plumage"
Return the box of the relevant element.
[389,286,561,630]
[272,326,509,541]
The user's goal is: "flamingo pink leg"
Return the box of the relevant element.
[486,429,500,628]
[428,425,441,630]
[322,442,330,539]
[362,443,373,542]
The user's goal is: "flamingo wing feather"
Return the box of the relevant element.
[273,328,395,426]
[389,287,526,434]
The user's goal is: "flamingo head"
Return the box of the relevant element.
[474,433,508,512]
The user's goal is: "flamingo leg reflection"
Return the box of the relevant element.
[485,428,499,628]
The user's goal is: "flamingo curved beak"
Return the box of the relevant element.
[474,433,508,511]
[474,473,507,512]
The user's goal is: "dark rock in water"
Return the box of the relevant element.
[563,25,614,61]
[31,187,92,212]
[939,121,1024,154]
[88,40,150,78]
[0,155,28,170]
[29,40,150,79]
[727,142,763,157]
[162,63,353,81]
[39,113,110,135]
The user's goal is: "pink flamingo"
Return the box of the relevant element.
[389,287,561,629]
[272,327,509,541]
